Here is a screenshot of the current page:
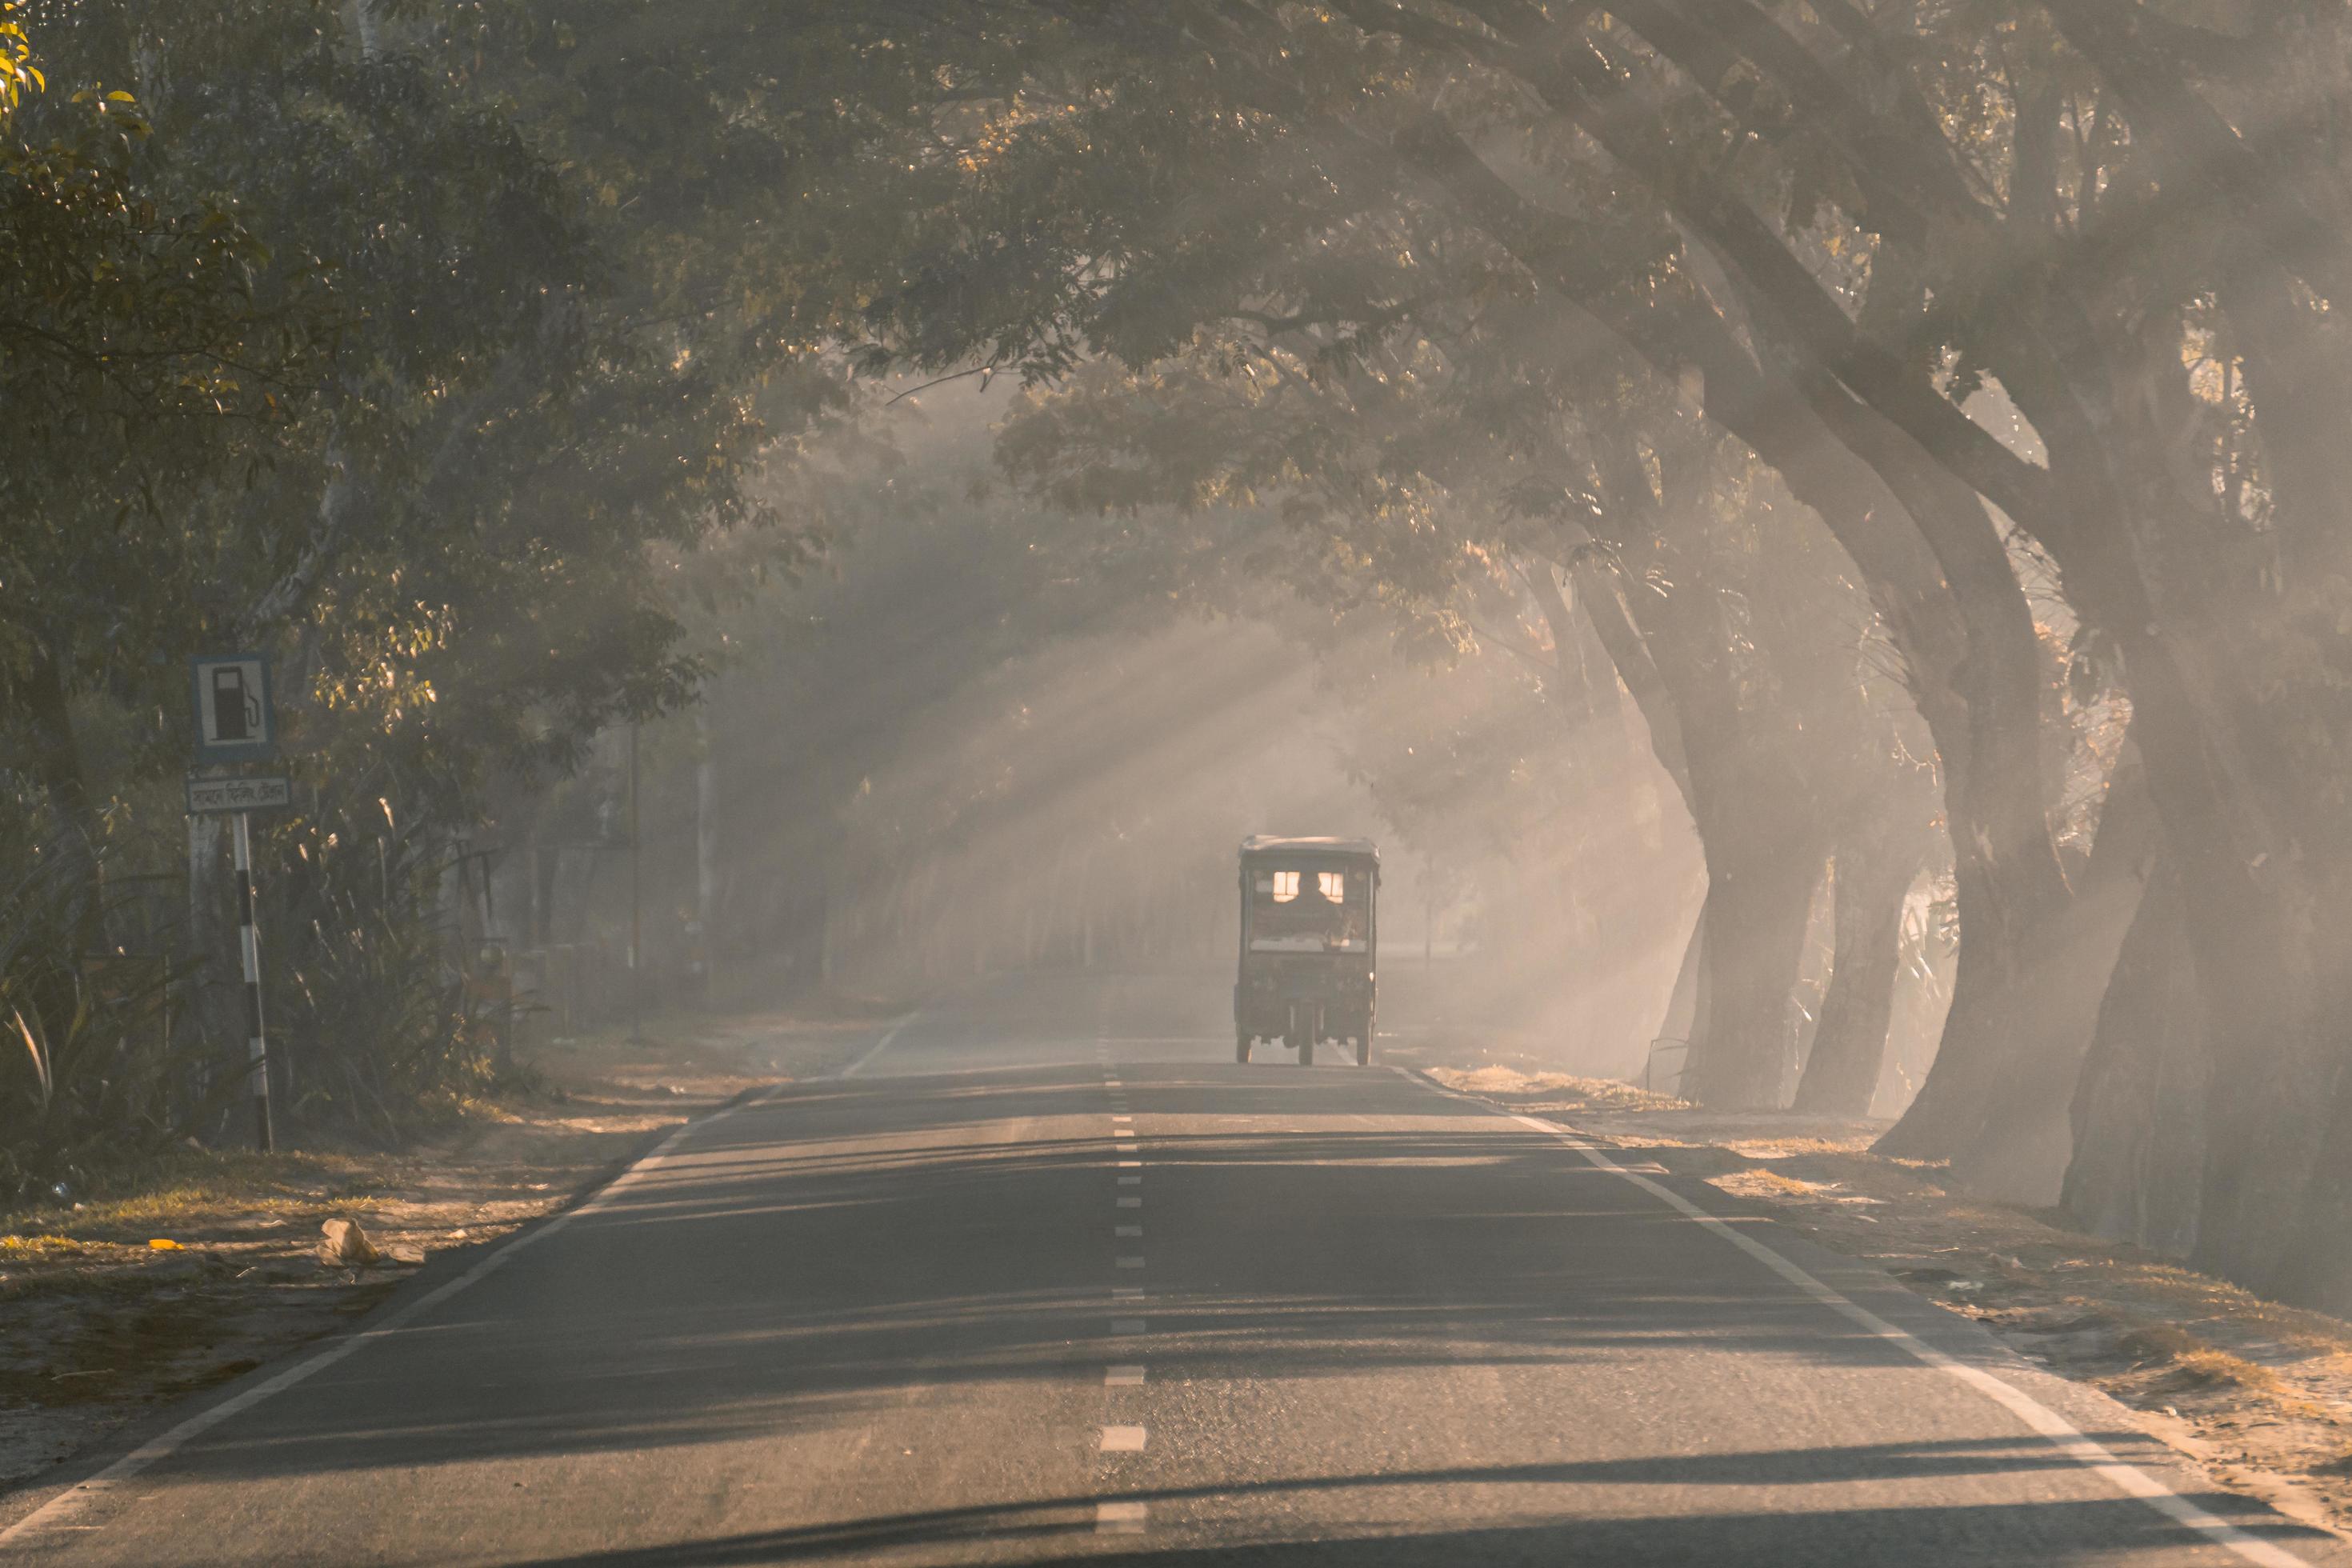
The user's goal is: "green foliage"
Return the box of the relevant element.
[0,0,898,1162]
[274,838,482,1142]
[0,0,38,118]
[0,830,226,1194]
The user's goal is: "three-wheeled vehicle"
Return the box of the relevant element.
[1234,836,1378,1066]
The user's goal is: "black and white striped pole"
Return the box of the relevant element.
[190,653,284,1155]
[232,810,274,1152]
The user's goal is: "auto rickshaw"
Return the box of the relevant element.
[1234,836,1378,1066]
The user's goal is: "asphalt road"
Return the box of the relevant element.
[2,970,2338,1566]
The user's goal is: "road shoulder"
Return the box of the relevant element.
[0,1004,889,1508]
[1421,1062,2352,1549]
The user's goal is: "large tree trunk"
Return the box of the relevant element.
[1537,550,1690,802]
[2118,638,2352,1308]
[1938,753,2158,1198]
[1549,538,1821,1109]
[1527,550,1713,1098]
[2062,851,2206,1256]
[1680,818,1826,1108]
[1793,836,1916,1117]
[1984,311,2352,1304]
[1797,395,2082,1176]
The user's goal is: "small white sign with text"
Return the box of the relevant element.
[186,774,292,815]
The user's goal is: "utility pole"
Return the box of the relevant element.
[629,719,643,1043]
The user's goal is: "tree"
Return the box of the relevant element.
[799,1,2352,1306]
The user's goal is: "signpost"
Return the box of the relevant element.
[187,654,282,1152]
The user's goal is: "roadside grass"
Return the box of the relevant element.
[4,1001,883,1262]
[2120,1324,2287,1392]
[2,1150,398,1246]
[1710,1167,1838,1202]
[1425,1064,1686,1111]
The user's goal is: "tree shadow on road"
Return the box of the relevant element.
[495,1452,2315,1565]
[111,1061,2316,1568]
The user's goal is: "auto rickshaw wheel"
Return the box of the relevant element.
[1299,1035,1316,1067]
[1236,1032,1251,1065]
[1356,1028,1372,1067]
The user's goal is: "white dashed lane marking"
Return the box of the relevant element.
[1094,1065,1146,1534]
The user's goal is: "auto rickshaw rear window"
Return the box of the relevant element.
[1250,865,1370,952]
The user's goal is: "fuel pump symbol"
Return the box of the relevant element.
[192,654,273,759]
[211,666,258,742]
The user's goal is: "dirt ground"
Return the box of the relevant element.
[0,1003,892,1496]
[1410,1053,2352,1546]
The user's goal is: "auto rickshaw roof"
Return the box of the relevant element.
[1239,835,1380,861]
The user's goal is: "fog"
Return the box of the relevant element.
[506,385,1951,1106]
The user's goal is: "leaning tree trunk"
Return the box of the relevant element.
[2117,636,2352,1311]
[1987,361,2352,1307]
[1792,835,1918,1117]
[1934,750,2158,1197]
[2062,851,2206,1256]
[1814,422,2082,1177]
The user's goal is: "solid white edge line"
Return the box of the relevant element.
[0,1090,770,1550]
[838,1010,921,1079]
[1399,1068,2309,1568]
